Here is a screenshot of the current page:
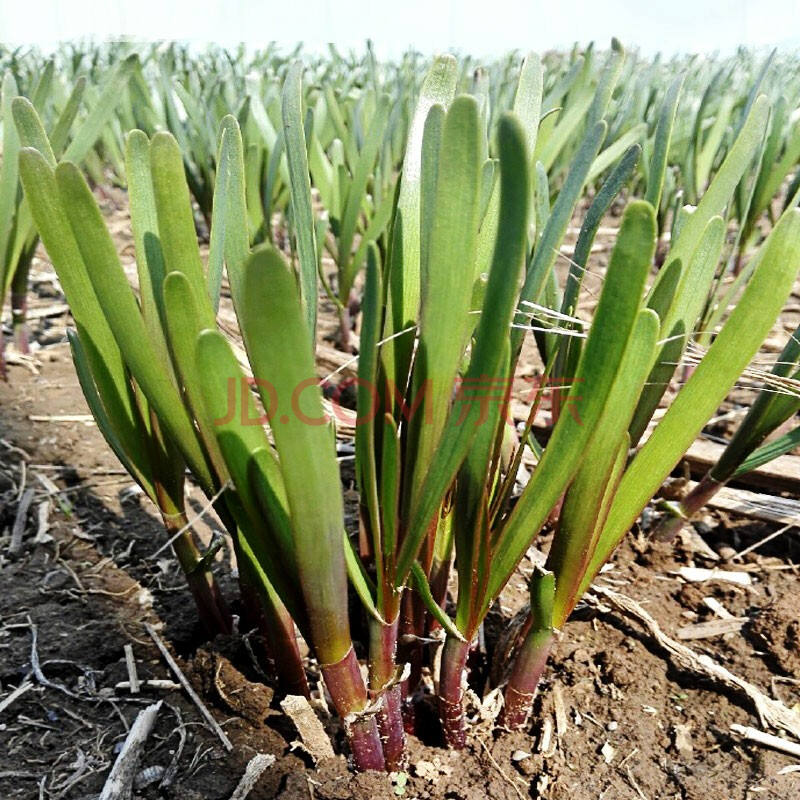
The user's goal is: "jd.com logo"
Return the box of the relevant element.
[213,376,584,427]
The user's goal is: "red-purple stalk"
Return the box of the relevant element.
[322,645,385,771]
[500,626,554,729]
[651,472,723,542]
[236,557,310,698]
[162,512,233,638]
[500,568,556,730]
[398,589,424,717]
[369,614,405,770]
[438,634,471,749]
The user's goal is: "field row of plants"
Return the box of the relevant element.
[2,40,800,771]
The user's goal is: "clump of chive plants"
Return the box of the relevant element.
[16,49,800,772]
[0,56,137,375]
[651,319,800,543]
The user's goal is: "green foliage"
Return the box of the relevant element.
[10,40,800,772]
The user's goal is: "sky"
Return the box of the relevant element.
[1,0,799,57]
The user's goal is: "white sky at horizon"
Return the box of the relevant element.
[1,0,799,58]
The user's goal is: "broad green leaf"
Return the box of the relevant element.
[338,94,390,296]
[18,149,145,476]
[149,132,216,325]
[355,244,383,573]
[736,425,800,476]
[511,121,608,358]
[410,562,466,641]
[649,95,770,300]
[349,185,394,279]
[245,73,279,151]
[207,116,249,311]
[535,92,593,171]
[324,86,357,169]
[54,161,215,495]
[68,329,155,502]
[396,113,529,583]
[344,532,385,625]
[512,52,543,162]
[125,130,171,370]
[49,77,87,156]
[588,123,646,183]
[240,245,350,664]
[630,216,726,445]
[534,161,550,237]
[645,73,685,213]
[475,160,500,281]
[282,61,318,340]
[162,271,234,484]
[381,414,401,580]
[561,143,641,317]
[384,55,458,381]
[659,215,726,340]
[586,39,625,130]
[751,119,800,232]
[214,115,250,315]
[0,73,21,281]
[308,130,336,211]
[404,95,482,513]
[548,309,658,625]
[695,94,735,196]
[190,328,291,546]
[14,98,56,166]
[418,103,445,294]
[30,60,54,112]
[453,390,503,634]
[193,331,307,630]
[709,321,800,481]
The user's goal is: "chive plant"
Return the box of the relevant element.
[0,55,136,374]
[13,46,800,773]
[208,56,798,754]
[12,98,231,636]
[16,108,311,700]
[651,322,800,542]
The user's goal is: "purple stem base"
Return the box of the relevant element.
[369,617,405,770]
[651,472,723,543]
[323,646,385,771]
[500,632,553,730]
[439,635,470,749]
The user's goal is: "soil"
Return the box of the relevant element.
[2,194,800,799]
